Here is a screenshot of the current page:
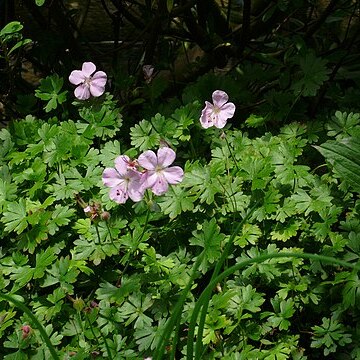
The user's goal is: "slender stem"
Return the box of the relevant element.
[105,220,119,252]
[187,202,258,359]
[223,135,239,173]
[153,251,205,360]
[121,208,150,275]
[94,222,101,244]
[0,293,60,360]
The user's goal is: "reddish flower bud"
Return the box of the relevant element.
[21,325,31,339]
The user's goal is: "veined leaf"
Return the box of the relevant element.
[2,198,28,234]
[315,136,360,193]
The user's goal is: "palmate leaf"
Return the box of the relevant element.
[34,74,68,112]
[1,198,28,234]
[190,218,225,272]
[291,52,330,97]
[315,136,360,193]
[96,277,141,305]
[130,119,160,151]
[158,186,196,219]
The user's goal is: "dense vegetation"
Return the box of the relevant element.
[1,1,360,359]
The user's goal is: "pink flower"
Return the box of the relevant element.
[200,90,236,129]
[69,62,107,100]
[138,147,184,196]
[102,156,144,204]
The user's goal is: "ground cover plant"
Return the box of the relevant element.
[1,1,360,359]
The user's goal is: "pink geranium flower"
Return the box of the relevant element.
[102,156,144,204]
[138,147,184,196]
[200,90,236,129]
[69,62,107,100]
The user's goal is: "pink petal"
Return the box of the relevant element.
[128,181,145,202]
[213,115,227,129]
[102,168,122,187]
[200,102,215,128]
[82,62,96,77]
[140,171,158,190]
[138,150,157,170]
[74,84,91,100]
[69,70,86,85]
[220,102,236,118]
[151,174,169,195]
[212,90,229,108]
[163,166,184,184]
[109,186,128,204]
[127,169,142,182]
[114,156,129,176]
[90,83,106,97]
[214,102,236,129]
[157,147,176,168]
[92,71,107,87]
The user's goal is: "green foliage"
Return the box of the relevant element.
[0,21,31,58]
[2,42,360,358]
[35,75,68,113]
[311,317,352,356]
[291,52,330,97]
[315,135,360,193]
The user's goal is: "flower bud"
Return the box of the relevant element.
[21,325,31,339]
[101,211,110,221]
[73,297,85,312]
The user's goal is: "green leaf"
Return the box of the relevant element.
[119,293,153,329]
[34,247,57,279]
[35,74,68,112]
[2,199,28,234]
[130,119,160,151]
[158,186,196,219]
[10,266,34,290]
[0,179,17,212]
[190,218,225,271]
[47,205,75,235]
[8,38,32,55]
[0,22,23,37]
[291,52,330,97]
[96,278,141,305]
[315,136,360,193]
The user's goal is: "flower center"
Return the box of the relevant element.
[212,105,221,114]
[84,76,92,87]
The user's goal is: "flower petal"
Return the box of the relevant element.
[92,71,107,87]
[102,168,122,187]
[140,171,158,190]
[200,102,215,128]
[214,102,236,129]
[157,147,176,167]
[151,174,169,195]
[109,185,128,204]
[212,90,229,108]
[114,155,129,176]
[138,150,157,170]
[163,166,184,184]
[69,70,86,85]
[82,62,96,76]
[90,83,106,97]
[128,180,145,202]
[74,84,91,100]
